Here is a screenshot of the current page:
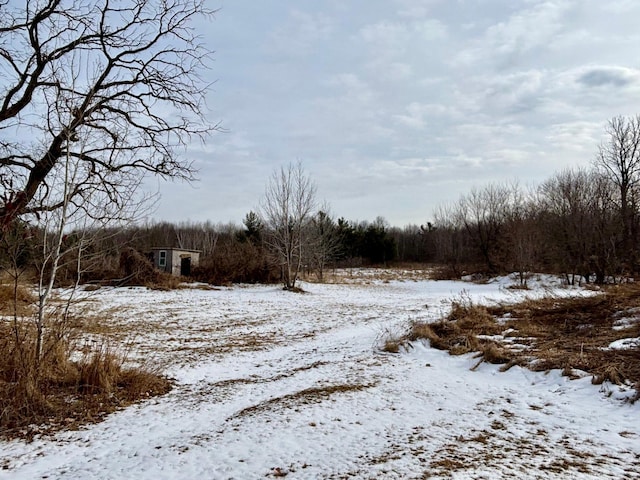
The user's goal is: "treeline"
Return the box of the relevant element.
[6,169,637,287]
[426,170,626,284]
[1,214,402,287]
[77,215,407,285]
[4,115,640,287]
[426,115,640,284]
[4,170,638,287]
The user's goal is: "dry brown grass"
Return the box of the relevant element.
[428,265,462,281]
[230,383,376,420]
[378,325,406,353]
[405,300,503,357]
[0,283,36,316]
[318,266,434,285]
[0,319,171,440]
[406,284,640,397]
[381,337,402,353]
[471,343,512,370]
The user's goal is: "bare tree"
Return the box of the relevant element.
[431,203,471,276]
[0,0,217,228]
[33,130,148,365]
[308,206,340,282]
[594,115,640,268]
[539,168,618,284]
[175,221,219,258]
[456,183,511,273]
[0,47,154,365]
[261,163,316,290]
[501,185,539,287]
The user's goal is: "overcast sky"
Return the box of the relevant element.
[150,0,640,227]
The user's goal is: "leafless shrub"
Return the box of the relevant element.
[119,248,180,289]
[428,265,463,281]
[192,241,278,285]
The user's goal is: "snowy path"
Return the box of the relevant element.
[1,279,638,479]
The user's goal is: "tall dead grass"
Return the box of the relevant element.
[406,299,504,357]
[0,317,172,439]
[402,284,640,398]
[0,283,35,316]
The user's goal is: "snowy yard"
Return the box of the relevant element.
[1,276,639,479]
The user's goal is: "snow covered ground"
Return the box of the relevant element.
[1,276,638,479]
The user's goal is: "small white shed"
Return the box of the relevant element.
[150,247,200,276]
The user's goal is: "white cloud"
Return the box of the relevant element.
[266,9,334,57]
[546,121,603,152]
[479,70,547,114]
[376,62,414,82]
[359,18,447,48]
[451,1,571,69]
[392,102,453,129]
[151,0,640,226]
[324,72,377,106]
[393,0,441,18]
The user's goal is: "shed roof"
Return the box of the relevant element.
[150,247,202,253]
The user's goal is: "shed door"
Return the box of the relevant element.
[180,256,191,276]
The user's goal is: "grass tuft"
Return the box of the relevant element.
[0,320,171,439]
[381,338,401,353]
[400,283,640,398]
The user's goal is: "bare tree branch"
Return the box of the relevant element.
[0,0,218,228]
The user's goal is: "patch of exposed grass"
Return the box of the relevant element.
[404,284,640,397]
[0,321,172,440]
[457,432,490,443]
[229,382,377,420]
[378,325,410,354]
[0,283,35,316]
[176,283,220,291]
[381,337,402,353]
[429,457,466,471]
[211,361,329,389]
[404,300,503,358]
[471,343,512,370]
[318,266,434,285]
